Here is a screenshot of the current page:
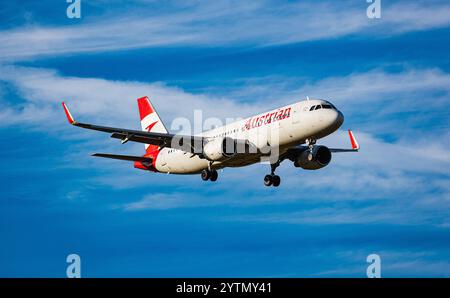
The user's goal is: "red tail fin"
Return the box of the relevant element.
[137,96,168,153]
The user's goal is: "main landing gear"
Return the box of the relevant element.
[201,163,218,182]
[264,162,281,187]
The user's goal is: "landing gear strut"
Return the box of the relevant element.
[306,138,316,152]
[306,138,316,161]
[264,161,281,187]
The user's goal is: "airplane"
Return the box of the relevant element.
[62,96,359,187]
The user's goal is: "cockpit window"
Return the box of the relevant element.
[323,101,337,109]
[315,105,322,110]
[309,106,316,111]
[322,104,332,109]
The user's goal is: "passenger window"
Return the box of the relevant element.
[315,105,322,110]
[309,106,316,111]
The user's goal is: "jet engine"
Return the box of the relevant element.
[293,145,332,170]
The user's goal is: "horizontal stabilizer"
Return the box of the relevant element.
[92,153,152,162]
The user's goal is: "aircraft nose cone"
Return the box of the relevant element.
[336,110,344,127]
[326,110,344,132]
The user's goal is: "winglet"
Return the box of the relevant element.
[348,129,359,150]
[62,102,76,124]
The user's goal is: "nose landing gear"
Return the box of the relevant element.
[264,162,281,187]
[304,138,317,161]
[306,138,316,152]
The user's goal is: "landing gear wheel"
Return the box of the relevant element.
[272,175,281,187]
[264,161,282,187]
[210,170,218,182]
[201,169,218,182]
[264,175,273,187]
[201,169,210,181]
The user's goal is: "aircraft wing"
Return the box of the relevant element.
[62,102,204,150]
[329,130,360,152]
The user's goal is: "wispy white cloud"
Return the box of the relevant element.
[2,65,450,134]
[312,250,450,277]
[0,64,257,130]
[222,202,449,227]
[1,1,450,61]
[235,68,450,137]
[119,191,242,211]
[121,193,195,210]
[294,68,450,108]
[1,64,449,228]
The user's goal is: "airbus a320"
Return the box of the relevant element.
[62,97,359,187]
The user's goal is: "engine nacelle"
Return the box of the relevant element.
[293,145,332,170]
[203,137,238,161]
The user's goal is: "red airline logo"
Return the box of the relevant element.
[146,121,159,132]
[243,107,292,131]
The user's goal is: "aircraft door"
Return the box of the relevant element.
[292,104,301,124]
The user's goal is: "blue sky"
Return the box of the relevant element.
[1,0,450,277]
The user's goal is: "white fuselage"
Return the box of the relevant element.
[154,99,344,174]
